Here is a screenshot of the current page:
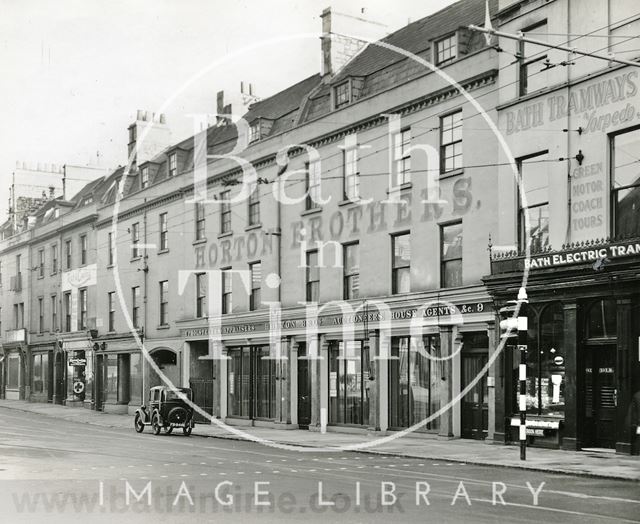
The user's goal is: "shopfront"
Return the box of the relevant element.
[487,239,640,454]
[227,345,276,421]
[30,346,53,403]
[328,340,370,427]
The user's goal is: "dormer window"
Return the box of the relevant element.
[334,81,350,109]
[141,166,149,188]
[436,34,457,65]
[168,153,177,177]
[249,122,261,143]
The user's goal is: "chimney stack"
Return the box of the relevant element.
[127,110,171,167]
[320,6,388,77]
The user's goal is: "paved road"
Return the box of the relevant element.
[0,408,638,523]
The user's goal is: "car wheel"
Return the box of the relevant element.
[183,423,192,436]
[163,426,173,435]
[134,413,144,433]
[152,413,161,435]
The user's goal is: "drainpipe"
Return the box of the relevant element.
[141,199,149,402]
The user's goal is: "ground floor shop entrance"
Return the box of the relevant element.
[461,333,489,440]
[328,341,370,426]
[297,342,311,428]
[227,346,276,420]
[583,344,617,449]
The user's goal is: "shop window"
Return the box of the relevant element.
[388,336,440,430]
[518,151,550,252]
[611,127,640,238]
[249,262,261,311]
[328,341,370,426]
[306,251,319,302]
[305,161,322,210]
[441,221,462,288]
[227,346,275,419]
[343,242,360,300]
[586,299,617,339]
[32,353,48,394]
[519,20,548,96]
[392,233,411,294]
[518,302,566,417]
[393,128,411,186]
[7,355,19,389]
[440,110,463,173]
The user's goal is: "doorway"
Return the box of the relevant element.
[461,332,489,440]
[297,343,311,428]
[583,344,617,449]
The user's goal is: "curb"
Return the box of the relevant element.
[1,403,638,482]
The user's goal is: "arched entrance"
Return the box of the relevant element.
[148,348,180,389]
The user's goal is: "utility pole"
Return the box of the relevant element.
[516,287,529,461]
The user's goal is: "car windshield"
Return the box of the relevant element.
[165,389,191,401]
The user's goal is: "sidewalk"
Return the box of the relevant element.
[1,399,638,481]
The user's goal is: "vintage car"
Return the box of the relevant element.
[134,386,195,436]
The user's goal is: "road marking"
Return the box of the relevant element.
[200,462,206,465]
[180,474,188,477]
[200,473,207,476]
[254,471,262,474]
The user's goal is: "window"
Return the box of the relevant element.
[38,249,44,278]
[222,269,232,314]
[140,166,149,189]
[132,286,140,328]
[220,191,231,234]
[159,281,168,325]
[131,222,140,258]
[80,235,87,265]
[393,129,411,186]
[388,335,441,430]
[16,254,21,277]
[64,292,71,332]
[611,127,640,238]
[343,243,360,300]
[249,262,261,311]
[520,302,565,418]
[108,292,115,331]
[334,81,350,109]
[38,298,44,333]
[195,203,206,241]
[159,212,168,250]
[306,250,319,302]
[108,232,114,265]
[440,111,463,173]
[51,295,57,331]
[195,273,207,318]
[441,221,463,288]
[518,151,549,251]
[392,233,411,294]
[519,21,548,96]
[51,244,58,274]
[249,123,261,143]
[436,34,457,65]
[13,304,19,329]
[78,288,87,330]
[129,125,136,143]
[305,161,322,210]
[65,239,72,270]
[248,185,260,225]
[168,153,177,177]
[343,146,359,201]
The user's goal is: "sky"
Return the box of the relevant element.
[0,0,456,224]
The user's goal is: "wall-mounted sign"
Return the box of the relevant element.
[68,357,87,366]
[523,240,640,270]
[553,356,564,366]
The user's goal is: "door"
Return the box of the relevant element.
[190,378,214,424]
[584,345,616,448]
[297,343,311,428]
[461,350,488,439]
[54,352,65,405]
